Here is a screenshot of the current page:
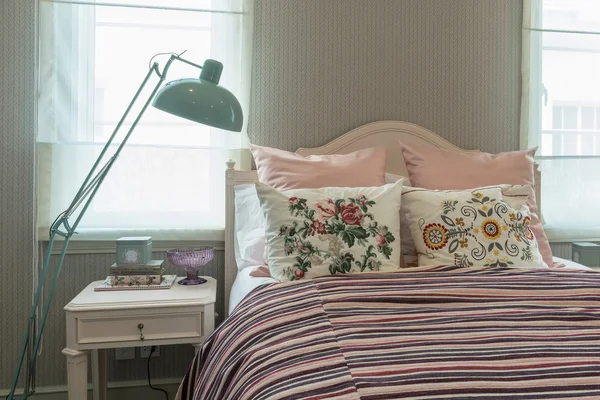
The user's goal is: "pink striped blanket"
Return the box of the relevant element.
[177,266,600,399]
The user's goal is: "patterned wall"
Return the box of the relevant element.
[0,0,574,392]
[0,0,37,391]
[550,243,572,260]
[248,0,523,153]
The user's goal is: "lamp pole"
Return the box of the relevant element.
[8,54,208,400]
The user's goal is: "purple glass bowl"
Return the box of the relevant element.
[167,247,215,285]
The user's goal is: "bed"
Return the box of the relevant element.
[178,121,600,399]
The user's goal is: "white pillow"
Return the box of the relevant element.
[233,184,266,270]
[401,184,548,269]
[386,173,417,264]
[256,180,405,281]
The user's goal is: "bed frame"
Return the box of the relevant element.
[223,121,541,314]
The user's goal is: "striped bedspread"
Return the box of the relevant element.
[177,266,600,399]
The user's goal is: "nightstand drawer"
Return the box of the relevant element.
[76,312,203,344]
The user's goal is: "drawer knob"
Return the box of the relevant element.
[138,323,144,341]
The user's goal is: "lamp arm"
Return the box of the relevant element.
[66,54,202,232]
[55,54,202,232]
[167,54,203,71]
[7,58,185,399]
[68,67,166,232]
[67,63,160,217]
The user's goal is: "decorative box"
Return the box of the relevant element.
[116,236,153,266]
[572,242,600,268]
[109,260,164,275]
[109,273,164,287]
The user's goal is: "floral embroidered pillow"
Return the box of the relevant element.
[256,180,404,281]
[401,185,548,269]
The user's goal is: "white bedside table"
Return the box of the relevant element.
[62,277,216,400]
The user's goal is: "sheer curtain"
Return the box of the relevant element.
[522,0,600,241]
[37,0,253,240]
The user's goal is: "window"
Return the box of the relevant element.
[522,0,600,241]
[544,102,600,156]
[37,0,253,240]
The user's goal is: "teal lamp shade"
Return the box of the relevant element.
[153,59,244,132]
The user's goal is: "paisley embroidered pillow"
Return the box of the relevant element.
[256,180,404,281]
[401,185,548,269]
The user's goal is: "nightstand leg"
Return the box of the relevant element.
[193,343,203,353]
[92,349,108,400]
[62,348,88,400]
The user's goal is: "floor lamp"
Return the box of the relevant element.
[8,53,243,400]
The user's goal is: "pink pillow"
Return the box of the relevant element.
[401,144,552,268]
[250,144,386,190]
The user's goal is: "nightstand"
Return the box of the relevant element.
[63,277,216,400]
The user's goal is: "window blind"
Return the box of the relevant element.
[521,0,600,241]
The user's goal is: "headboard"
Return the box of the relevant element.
[223,121,541,314]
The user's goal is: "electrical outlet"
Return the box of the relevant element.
[115,347,135,360]
[140,345,159,358]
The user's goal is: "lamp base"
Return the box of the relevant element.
[178,273,207,285]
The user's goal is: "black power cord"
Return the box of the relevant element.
[147,346,169,400]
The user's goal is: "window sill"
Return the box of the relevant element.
[39,229,225,255]
[43,239,225,255]
[545,225,600,243]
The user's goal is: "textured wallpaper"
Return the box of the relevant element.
[550,243,572,260]
[249,0,523,153]
[0,0,574,392]
[0,0,37,391]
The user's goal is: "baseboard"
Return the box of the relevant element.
[1,377,181,400]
